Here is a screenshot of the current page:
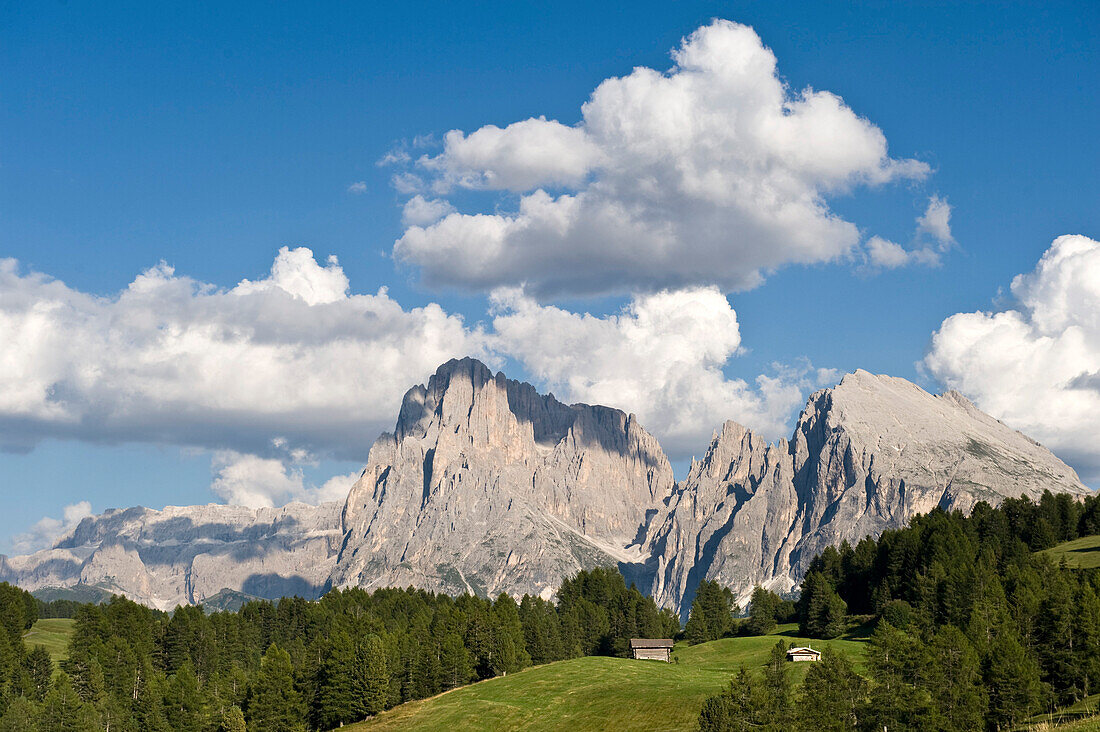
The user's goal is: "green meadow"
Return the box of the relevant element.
[1043,535,1100,569]
[345,624,866,732]
[22,617,75,667]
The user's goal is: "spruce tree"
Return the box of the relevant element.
[440,632,472,691]
[697,665,763,731]
[24,645,52,702]
[221,705,246,732]
[684,593,711,645]
[863,621,932,731]
[799,571,847,639]
[39,673,99,732]
[491,594,531,673]
[363,634,389,716]
[0,695,38,732]
[760,641,794,730]
[747,586,778,636]
[927,625,987,731]
[983,627,1043,730]
[313,630,364,729]
[165,661,207,732]
[798,646,866,731]
[248,644,305,732]
[0,632,18,688]
[1074,581,1100,699]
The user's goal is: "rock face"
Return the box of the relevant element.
[330,358,675,600]
[0,503,342,610]
[639,370,1091,611]
[0,362,1089,615]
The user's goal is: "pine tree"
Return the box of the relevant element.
[312,630,364,729]
[984,626,1043,730]
[747,586,778,636]
[927,625,987,731]
[0,695,38,732]
[24,645,53,702]
[165,661,207,732]
[221,705,246,732]
[798,646,866,731]
[39,673,100,732]
[248,644,305,732]
[363,634,389,716]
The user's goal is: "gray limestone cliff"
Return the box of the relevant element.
[0,362,1089,615]
[639,370,1090,612]
[330,357,675,600]
[0,502,342,610]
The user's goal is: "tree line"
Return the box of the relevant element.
[0,566,677,731]
[697,489,1100,731]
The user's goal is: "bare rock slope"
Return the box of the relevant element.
[0,503,342,610]
[639,370,1090,611]
[330,357,675,600]
[0,362,1088,614]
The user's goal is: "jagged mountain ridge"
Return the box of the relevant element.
[331,357,675,600]
[0,503,343,611]
[0,359,1089,613]
[637,370,1089,611]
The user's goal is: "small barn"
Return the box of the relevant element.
[629,638,674,662]
[786,646,821,662]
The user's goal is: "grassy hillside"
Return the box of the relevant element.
[345,625,866,731]
[32,583,116,605]
[1042,535,1100,569]
[1036,717,1100,731]
[23,617,75,666]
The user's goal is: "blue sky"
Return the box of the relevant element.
[1,1,1098,552]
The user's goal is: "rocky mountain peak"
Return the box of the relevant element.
[331,358,675,600]
[1,360,1089,616]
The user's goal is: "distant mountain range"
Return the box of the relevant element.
[2,358,1089,615]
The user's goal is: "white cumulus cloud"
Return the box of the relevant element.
[925,234,1100,483]
[0,247,837,508]
[210,451,361,508]
[10,501,93,553]
[863,195,954,270]
[491,286,833,456]
[401,195,457,227]
[394,20,929,297]
[918,194,954,246]
[0,248,487,460]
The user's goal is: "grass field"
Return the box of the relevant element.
[345,625,866,731]
[1042,535,1100,569]
[23,618,75,667]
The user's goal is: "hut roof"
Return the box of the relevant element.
[629,638,675,649]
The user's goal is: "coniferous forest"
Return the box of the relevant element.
[0,491,1097,730]
[698,490,1100,731]
[0,567,677,731]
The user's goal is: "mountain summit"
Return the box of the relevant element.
[639,369,1088,611]
[1,359,1089,613]
[331,357,675,600]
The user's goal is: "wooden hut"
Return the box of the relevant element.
[786,646,821,662]
[629,639,674,662]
